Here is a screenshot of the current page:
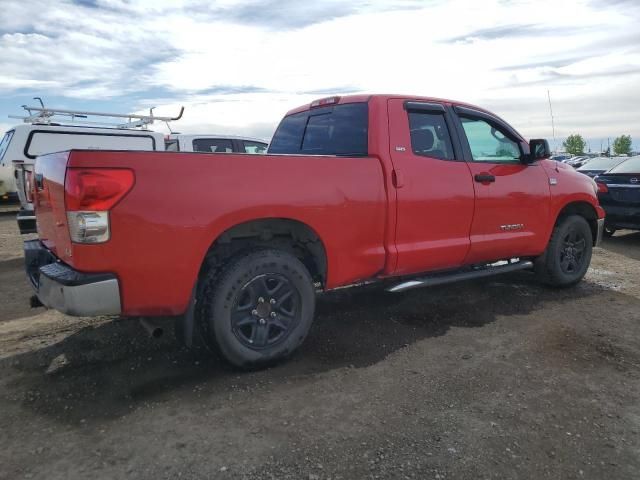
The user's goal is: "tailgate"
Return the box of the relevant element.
[34,151,72,260]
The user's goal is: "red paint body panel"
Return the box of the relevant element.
[32,95,604,317]
[386,99,476,274]
[541,159,606,223]
[61,151,386,315]
[464,162,551,263]
[33,151,71,258]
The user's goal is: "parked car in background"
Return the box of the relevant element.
[595,156,640,236]
[24,94,604,368]
[576,156,627,178]
[566,156,590,168]
[165,134,268,154]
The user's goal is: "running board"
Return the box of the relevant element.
[386,260,534,293]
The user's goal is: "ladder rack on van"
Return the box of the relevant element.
[9,99,184,130]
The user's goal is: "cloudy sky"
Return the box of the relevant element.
[1,0,639,151]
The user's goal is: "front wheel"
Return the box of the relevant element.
[535,215,593,287]
[197,249,316,368]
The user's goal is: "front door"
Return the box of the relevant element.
[453,111,551,263]
[388,99,475,275]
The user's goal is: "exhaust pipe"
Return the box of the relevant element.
[140,318,164,339]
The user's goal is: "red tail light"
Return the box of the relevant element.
[596,181,608,193]
[65,168,135,211]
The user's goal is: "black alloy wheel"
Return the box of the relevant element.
[197,249,316,368]
[559,228,587,274]
[231,273,300,349]
[535,214,593,287]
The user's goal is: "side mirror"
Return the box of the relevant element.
[529,139,551,161]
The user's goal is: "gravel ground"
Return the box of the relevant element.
[1,206,639,480]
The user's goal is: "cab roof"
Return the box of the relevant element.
[285,94,497,117]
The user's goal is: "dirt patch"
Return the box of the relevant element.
[1,213,640,479]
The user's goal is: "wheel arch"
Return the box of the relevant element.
[554,200,599,245]
[200,217,328,288]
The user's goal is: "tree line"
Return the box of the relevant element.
[562,134,633,156]
[562,133,632,156]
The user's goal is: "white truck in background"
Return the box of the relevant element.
[2,102,268,234]
[165,134,268,154]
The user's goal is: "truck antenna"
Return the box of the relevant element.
[547,90,556,153]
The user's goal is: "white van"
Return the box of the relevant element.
[4,103,269,233]
[165,134,268,154]
[5,124,165,233]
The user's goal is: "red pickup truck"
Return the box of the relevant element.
[25,94,605,367]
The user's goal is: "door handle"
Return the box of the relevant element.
[392,169,404,188]
[474,173,495,183]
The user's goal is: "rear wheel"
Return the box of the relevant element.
[197,249,316,368]
[535,215,593,287]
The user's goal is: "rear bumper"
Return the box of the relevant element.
[24,240,121,316]
[601,204,640,231]
[17,208,37,235]
[1,192,19,203]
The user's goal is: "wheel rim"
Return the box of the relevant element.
[230,273,300,350]
[559,227,587,274]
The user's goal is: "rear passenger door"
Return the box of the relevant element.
[388,99,475,275]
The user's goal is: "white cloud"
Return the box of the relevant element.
[0,0,638,144]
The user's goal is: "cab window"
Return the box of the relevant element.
[165,139,179,151]
[460,117,521,162]
[193,138,233,153]
[408,111,454,160]
[269,103,368,156]
[243,141,268,154]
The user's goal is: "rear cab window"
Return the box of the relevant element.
[609,156,640,173]
[25,131,157,158]
[268,102,368,156]
[579,157,625,172]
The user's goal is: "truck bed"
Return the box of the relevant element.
[35,150,388,315]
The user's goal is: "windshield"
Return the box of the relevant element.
[578,157,622,171]
[268,102,368,156]
[0,130,14,163]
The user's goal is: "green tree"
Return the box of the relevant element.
[563,134,586,155]
[613,135,632,156]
